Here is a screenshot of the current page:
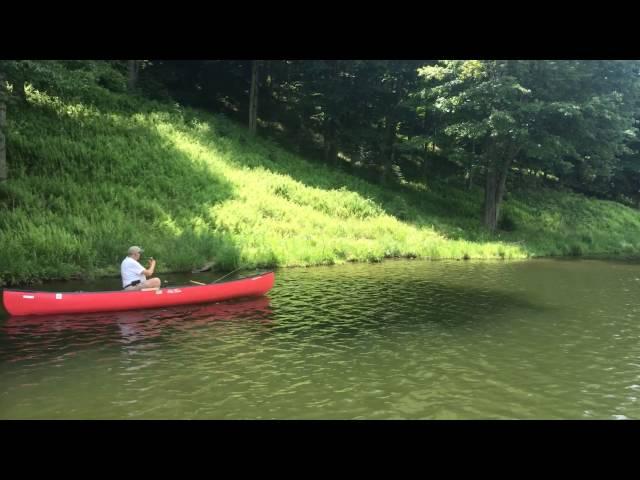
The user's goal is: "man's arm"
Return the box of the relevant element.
[142,258,156,277]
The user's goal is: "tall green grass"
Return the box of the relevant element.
[1,61,640,286]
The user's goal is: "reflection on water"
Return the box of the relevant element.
[2,297,274,359]
[1,259,640,419]
[3,297,273,343]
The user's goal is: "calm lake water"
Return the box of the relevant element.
[1,258,640,419]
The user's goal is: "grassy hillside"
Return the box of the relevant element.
[2,61,640,286]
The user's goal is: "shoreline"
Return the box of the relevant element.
[4,253,640,289]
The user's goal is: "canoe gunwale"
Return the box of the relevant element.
[2,271,273,295]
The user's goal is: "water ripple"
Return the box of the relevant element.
[2,259,640,418]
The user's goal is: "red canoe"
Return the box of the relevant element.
[2,272,275,317]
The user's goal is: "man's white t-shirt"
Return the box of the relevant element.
[121,257,146,288]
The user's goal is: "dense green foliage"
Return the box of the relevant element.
[140,60,640,207]
[1,60,640,286]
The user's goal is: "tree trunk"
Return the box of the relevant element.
[13,81,25,102]
[295,115,305,153]
[323,117,337,165]
[249,61,259,135]
[483,151,514,231]
[381,118,396,184]
[422,142,430,181]
[494,158,510,222]
[468,139,475,190]
[421,107,429,181]
[0,73,6,182]
[484,163,498,231]
[127,60,139,91]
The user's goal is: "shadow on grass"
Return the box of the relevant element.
[190,113,495,243]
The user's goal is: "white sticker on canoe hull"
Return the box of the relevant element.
[56,293,63,300]
[23,295,35,299]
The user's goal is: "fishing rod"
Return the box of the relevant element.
[189,266,244,286]
[212,266,244,283]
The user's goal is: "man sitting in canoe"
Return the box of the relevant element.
[121,246,161,291]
